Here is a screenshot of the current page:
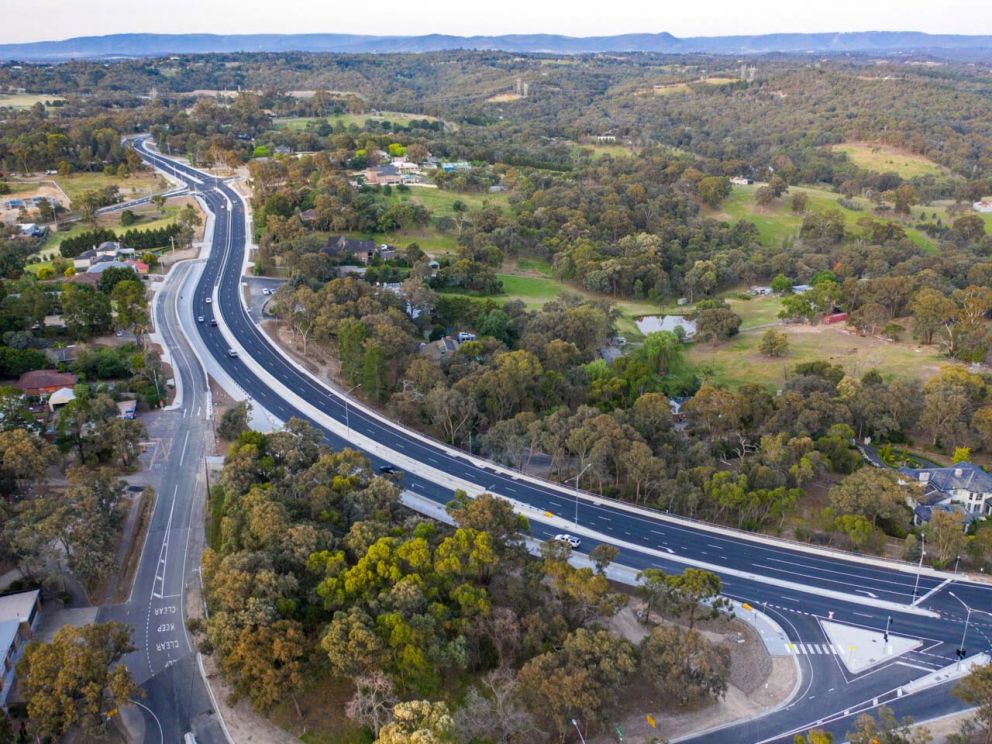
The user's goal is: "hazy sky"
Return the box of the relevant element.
[5,0,992,44]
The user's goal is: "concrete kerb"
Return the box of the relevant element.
[226,174,960,586]
[197,652,235,744]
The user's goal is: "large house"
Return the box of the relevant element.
[321,236,377,263]
[900,462,992,518]
[1,589,41,707]
[365,164,403,186]
[13,369,78,397]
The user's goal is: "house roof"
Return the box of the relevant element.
[48,387,76,406]
[913,503,979,525]
[321,236,376,257]
[87,260,132,274]
[0,619,19,658]
[13,370,78,392]
[899,462,992,495]
[0,589,39,624]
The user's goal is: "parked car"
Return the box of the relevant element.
[554,534,581,549]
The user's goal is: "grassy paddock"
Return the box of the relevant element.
[709,184,949,253]
[831,143,945,179]
[688,319,953,388]
[54,171,163,204]
[273,111,438,131]
[0,93,64,109]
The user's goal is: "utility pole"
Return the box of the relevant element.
[571,719,587,744]
[911,532,926,602]
[567,463,592,526]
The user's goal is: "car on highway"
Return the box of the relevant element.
[378,465,401,478]
[554,534,581,549]
[197,315,204,323]
[227,348,238,358]
[205,297,212,304]
[209,319,218,327]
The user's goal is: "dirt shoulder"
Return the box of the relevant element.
[594,603,798,743]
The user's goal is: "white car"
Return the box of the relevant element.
[262,287,272,295]
[205,297,212,304]
[227,349,238,358]
[554,534,581,549]
[197,316,204,323]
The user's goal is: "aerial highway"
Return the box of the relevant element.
[132,136,992,743]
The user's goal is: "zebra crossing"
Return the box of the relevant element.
[786,642,849,656]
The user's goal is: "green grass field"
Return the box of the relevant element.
[571,144,634,160]
[711,184,949,253]
[54,171,164,204]
[441,267,662,337]
[273,111,438,131]
[0,93,64,109]
[831,144,945,179]
[389,186,507,218]
[685,294,955,388]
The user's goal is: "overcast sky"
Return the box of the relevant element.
[5,0,992,44]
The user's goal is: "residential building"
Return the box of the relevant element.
[12,369,78,397]
[0,589,41,707]
[973,200,992,214]
[730,176,755,186]
[900,462,992,517]
[117,400,137,420]
[420,335,461,362]
[365,164,403,185]
[441,161,472,173]
[321,236,377,262]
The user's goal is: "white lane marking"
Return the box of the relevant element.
[178,430,190,466]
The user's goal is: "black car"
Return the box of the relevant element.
[209,319,218,327]
[378,465,401,478]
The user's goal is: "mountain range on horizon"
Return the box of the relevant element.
[2,30,992,61]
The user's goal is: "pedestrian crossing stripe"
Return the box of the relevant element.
[786,643,847,656]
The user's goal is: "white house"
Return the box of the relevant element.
[900,462,992,517]
[1,589,40,707]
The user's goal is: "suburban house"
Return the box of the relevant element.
[0,589,41,707]
[420,335,461,362]
[973,200,992,214]
[13,369,78,397]
[299,208,318,223]
[730,176,755,186]
[321,236,377,263]
[900,462,992,521]
[365,164,403,185]
[441,161,472,173]
[73,248,99,270]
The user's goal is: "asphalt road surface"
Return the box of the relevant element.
[98,257,225,743]
[132,137,992,743]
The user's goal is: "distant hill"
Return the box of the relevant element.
[2,31,992,61]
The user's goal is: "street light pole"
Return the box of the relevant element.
[571,719,587,744]
[912,532,926,602]
[949,592,974,661]
[345,383,362,439]
[567,463,592,527]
